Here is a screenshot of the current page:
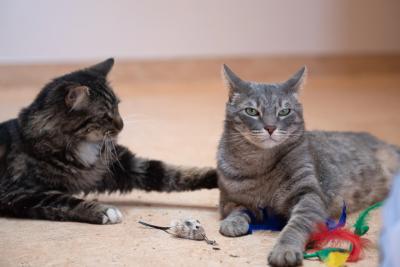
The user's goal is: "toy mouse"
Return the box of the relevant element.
[139,218,217,246]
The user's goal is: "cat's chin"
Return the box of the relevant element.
[243,135,280,149]
[255,140,280,149]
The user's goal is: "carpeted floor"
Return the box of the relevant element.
[0,56,399,267]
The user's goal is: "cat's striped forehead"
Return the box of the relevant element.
[236,83,297,109]
[89,82,119,109]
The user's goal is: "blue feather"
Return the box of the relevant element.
[326,201,347,230]
[242,202,347,235]
[242,208,287,234]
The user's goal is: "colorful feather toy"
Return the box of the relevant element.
[304,201,383,266]
[243,202,382,267]
[305,223,366,262]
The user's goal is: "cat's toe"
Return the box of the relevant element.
[219,216,249,237]
[267,244,303,267]
[101,207,123,224]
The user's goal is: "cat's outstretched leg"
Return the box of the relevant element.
[1,191,122,224]
[96,144,218,193]
[268,192,327,267]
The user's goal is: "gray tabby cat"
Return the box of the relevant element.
[217,64,400,267]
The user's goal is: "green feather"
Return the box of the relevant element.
[353,201,383,236]
[304,248,348,260]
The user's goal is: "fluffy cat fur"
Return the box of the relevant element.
[0,58,217,224]
[217,64,400,267]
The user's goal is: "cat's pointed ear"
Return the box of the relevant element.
[65,85,90,110]
[283,66,307,98]
[222,64,247,101]
[87,58,115,77]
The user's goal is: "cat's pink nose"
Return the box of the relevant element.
[265,125,277,135]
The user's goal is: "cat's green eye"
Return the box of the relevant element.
[245,108,259,116]
[278,108,291,117]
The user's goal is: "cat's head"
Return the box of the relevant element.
[20,58,123,143]
[222,64,306,149]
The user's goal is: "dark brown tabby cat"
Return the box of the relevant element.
[0,58,217,224]
[217,64,400,267]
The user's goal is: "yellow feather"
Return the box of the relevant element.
[324,252,350,267]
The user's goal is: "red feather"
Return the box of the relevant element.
[307,224,368,262]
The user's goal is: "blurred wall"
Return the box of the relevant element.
[1,0,399,63]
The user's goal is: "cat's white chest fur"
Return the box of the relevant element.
[76,142,101,166]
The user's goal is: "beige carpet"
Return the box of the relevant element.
[0,56,399,267]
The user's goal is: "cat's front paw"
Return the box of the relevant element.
[101,206,123,224]
[268,244,303,267]
[219,215,249,237]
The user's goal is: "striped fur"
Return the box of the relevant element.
[0,59,217,224]
[217,65,400,267]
